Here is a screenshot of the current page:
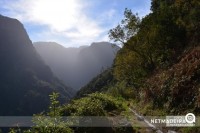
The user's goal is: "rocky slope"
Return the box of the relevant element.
[0,15,74,115]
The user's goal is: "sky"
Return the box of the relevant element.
[0,0,151,47]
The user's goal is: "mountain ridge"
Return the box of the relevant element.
[34,41,120,90]
[0,15,74,115]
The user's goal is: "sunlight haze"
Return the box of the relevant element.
[0,0,151,47]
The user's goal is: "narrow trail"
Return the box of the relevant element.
[128,107,177,133]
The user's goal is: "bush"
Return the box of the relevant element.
[62,93,126,116]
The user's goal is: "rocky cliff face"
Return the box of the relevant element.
[0,15,74,115]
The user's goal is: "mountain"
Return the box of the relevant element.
[34,42,120,90]
[0,15,74,115]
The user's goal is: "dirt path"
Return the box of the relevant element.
[128,107,177,133]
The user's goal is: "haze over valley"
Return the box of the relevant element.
[0,14,119,115]
[0,0,199,132]
[34,42,120,90]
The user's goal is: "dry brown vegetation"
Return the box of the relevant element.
[142,47,200,114]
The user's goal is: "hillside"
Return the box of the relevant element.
[76,68,115,98]
[2,0,200,132]
[34,42,120,90]
[62,0,200,132]
[141,47,200,114]
[0,15,74,115]
[78,0,200,115]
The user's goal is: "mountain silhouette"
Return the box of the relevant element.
[0,15,74,115]
[34,42,120,90]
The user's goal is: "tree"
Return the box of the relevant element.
[109,9,152,87]
[110,5,186,89]
[108,8,140,45]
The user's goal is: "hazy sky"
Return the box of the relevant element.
[0,0,151,47]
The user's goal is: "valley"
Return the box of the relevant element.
[0,0,200,133]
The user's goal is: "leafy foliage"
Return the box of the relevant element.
[111,1,188,90]
[63,93,126,116]
[107,81,136,99]
[108,8,140,44]
[107,1,200,132]
[25,92,73,133]
[16,93,132,133]
[61,93,133,133]
[76,69,116,98]
[62,1,200,132]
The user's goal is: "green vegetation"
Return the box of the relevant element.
[61,93,134,133]
[10,92,134,133]
[7,0,200,132]
[108,0,200,113]
[76,0,200,132]
[63,93,127,116]
[76,69,116,98]
[9,93,73,133]
[29,92,73,133]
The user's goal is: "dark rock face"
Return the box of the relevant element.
[0,15,74,115]
[34,42,120,90]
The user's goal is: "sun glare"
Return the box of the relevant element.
[30,0,80,32]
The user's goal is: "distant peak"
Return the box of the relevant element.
[90,42,120,49]
[34,41,65,48]
[91,41,110,45]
